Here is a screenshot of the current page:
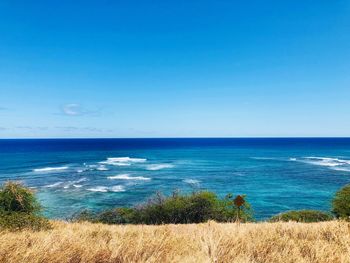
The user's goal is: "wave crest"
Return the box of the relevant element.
[87,185,125,193]
[34,166,68,172]
[107,174,151,181]
[99,157,146,166]
[146,164,174,171]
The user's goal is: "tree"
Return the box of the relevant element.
[332,184,350,220]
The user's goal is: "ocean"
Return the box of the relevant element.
[1,138,350,220]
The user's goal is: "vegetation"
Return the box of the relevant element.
[2,181,350,262]
[73,191,253,224]
[332,184,350,220]
[0,182,51,231]
[269,210,333,223]
[0,220,349,263]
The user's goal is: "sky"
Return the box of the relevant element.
[0,0,349,138]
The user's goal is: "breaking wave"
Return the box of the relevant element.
[99,157,147,166]
[183,179,200,184]
[34,166,68,172]
[44,182,64,188]
[290,157,350,172]
[107,174,151,181]
[87,185,125,193]
[146,164,174,171]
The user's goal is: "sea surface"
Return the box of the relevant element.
[1,138,350,220]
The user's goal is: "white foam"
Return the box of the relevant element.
[291,156,350,172]
[73,178,87,184]
[87,186,108,192]
[110,185,126,192]
[44,182,63,188]
[34,166,68,172]
[331,167,350,172]
[87,185,125,192]
[146,164,174,171]
[97,165,109,171]
[107,174,151,181]
[61,178,88,189]
[73,184,83,188]
[303,157,350,167]
[99,157,146,166]
[183,179,200,184]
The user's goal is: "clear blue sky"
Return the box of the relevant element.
[0,1,349,138]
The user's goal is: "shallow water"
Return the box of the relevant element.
[1,138,350,220]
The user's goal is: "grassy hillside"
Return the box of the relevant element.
[1,220,349,263]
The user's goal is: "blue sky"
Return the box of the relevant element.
[0,1,349,138]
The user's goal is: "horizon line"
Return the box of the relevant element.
[1,136,350,140]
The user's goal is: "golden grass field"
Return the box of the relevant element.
[0,221,350,263]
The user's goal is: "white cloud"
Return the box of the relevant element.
[61,104,82,116]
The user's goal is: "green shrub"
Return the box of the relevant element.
[269,210,333,223]
[0,181,51,231]
[73,191,254,225]
[0,211,51,231]
[332,184,350,220]
[0,181,41,214]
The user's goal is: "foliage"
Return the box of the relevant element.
[73,208,135,225]
[0,181,51,231]
[73,191,254,224]
[0,181,41,214]
[269,210,333,223]
[332,184,350,220]
[0,211,51,231]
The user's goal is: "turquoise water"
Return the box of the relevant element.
[1,138,350,220]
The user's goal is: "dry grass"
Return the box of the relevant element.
[1,221,350,263]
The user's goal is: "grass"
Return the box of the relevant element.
[1,220,350,263]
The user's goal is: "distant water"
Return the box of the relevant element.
[1,138,350,220]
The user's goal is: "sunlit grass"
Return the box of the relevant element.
[1,220,349,263]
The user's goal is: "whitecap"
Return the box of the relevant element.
[110,185,126,192]
[293,156,350,172]
[183,179,200,184]
[62,178,87,189]
[99,157,146,166]
[331,167,350,172]
[34,166,68,172]
[73,184,83,188]
[87,185,125,192]
[97,165,109,171]
[87,186,108,192]
[44,182,63,188]
[146,164,174,171]
[107,174,151,181]
[303,157,350,167]
[72,178,87,184]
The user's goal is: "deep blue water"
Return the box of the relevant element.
[1,138,350,220]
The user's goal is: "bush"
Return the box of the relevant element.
[332,184,350,220]
[73,191,254,225]
[0,211,51,231]
[0,181,51,231]
[73,208,136,225]
[269,210,333,223]
[0,181,41,214]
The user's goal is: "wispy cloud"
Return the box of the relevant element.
[61,104,82,116]
[60,104,101,116]
[55,126,114,133]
